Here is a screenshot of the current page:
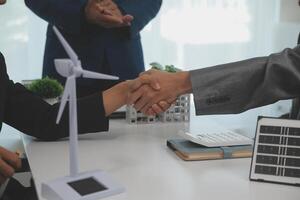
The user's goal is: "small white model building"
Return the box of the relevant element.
[126,94,190,124]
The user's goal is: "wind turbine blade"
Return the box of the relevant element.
[53,26,79,66]
[56,76,74,124]
[81,69,119,80]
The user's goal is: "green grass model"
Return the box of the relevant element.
[150,62,181,73]
[27,77,63,99]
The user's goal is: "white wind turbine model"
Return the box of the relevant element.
[42,26,125,200]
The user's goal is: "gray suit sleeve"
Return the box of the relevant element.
[190,46,300,115]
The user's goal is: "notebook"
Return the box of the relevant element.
[167,139,253,161]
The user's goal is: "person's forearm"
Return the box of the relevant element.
[103,81,128,116]
[190,46,300,115]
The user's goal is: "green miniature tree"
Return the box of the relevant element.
[150,62,181,73]
[165,65,177,73]
[27,77,63,99]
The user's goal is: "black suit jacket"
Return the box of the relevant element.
[0,52,108,140]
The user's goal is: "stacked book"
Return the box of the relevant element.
[167,131,253,161]
[167,139,253,161]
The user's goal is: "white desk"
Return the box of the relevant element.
[22,120,300,200]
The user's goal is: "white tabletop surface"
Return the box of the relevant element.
[22,119,300,200]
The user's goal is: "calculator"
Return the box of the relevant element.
[179,130,253,147]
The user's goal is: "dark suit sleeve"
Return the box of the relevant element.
[25,0,88,34]
[190,45,300,115]
[117,0,162,37]
[3,74,108,141]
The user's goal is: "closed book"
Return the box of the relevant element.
[167,139,253,161]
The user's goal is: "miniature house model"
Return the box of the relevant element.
[126,94,190,124]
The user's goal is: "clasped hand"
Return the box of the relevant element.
[127,70,191,116]
[85,0,133,28]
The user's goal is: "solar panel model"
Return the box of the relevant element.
[250,117,300,186]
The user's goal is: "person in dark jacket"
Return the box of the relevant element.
[25,0,162,97]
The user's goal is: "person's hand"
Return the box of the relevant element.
[98,0,133,26]
[126,75,166,115]
[85,0,134,28]
[128,70,192,115]
[127,79,171,115]
[147,101,173,116]
[127,70,184,115]
[0,147,21,185]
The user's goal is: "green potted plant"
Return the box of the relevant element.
[27,77,63,105]
[149,62,181,72]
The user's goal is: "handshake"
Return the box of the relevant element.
[126,69,192,116]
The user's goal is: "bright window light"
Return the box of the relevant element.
[160,0,251,44]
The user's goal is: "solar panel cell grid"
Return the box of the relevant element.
[257,145,279,154]
[260,125,281,134]
[250,118,300,186]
